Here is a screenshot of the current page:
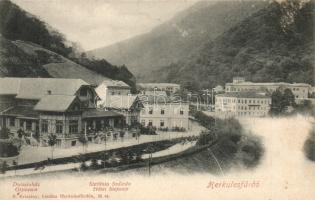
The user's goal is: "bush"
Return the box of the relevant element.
[239,138,264,168]
[140,126,156,135]
[0,161,8,174]
[304,138,315,161]
[80,162,88,171]
[196,131,215,146]
[0,127,19,157]
[90,159,99,169]
[194,111,215,129]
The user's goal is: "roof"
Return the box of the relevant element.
[0,78,21,95]
[0,78,89,99]
[216,92,270,99]
[226,81,311,87]
[34,95,77,112]
[82,109,123,119]
[1,106,39,119]
[141,91,167,96]
[105,95,139,109]
[138,94,186,104]
[137,83,180,88]
[100,80,130,88]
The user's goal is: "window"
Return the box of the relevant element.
[69,120,78,134]
[160,120,164,127]
[56,120,63,134]
[26,121,32,130]
[161,109,165,115]
[148,120,153,126]
[180,109,184,115]
[141,120,145,126]
[9,117,15,127]
[41,120,48,133]
[80,88,88,96]
[111,91,115,95]
[149,107,153,114]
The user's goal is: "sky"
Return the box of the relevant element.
[12,0,201,51]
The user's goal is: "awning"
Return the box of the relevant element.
[1,106,39,120]
[82,109,123,119]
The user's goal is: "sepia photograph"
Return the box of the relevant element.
[0,0,314,199]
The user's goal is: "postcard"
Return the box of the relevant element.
[0,0,314,199]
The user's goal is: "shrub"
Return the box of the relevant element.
[80,162,88,171]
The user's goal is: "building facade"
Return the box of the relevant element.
[95,80,131,101]
[225,77,310,99]
[215,91,271,118]
[137,83,180,94]
[139,95,189,130]
[98,95,143,126]
[0,78,124,148]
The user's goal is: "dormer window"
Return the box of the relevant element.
[80,88,88,96]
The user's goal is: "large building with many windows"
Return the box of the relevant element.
[138,94,189,130]
[0,78,124,148]
[215,91,271,118]
[225,77,311,99]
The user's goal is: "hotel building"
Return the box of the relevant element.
[215,91,271,118]
[139,94,189,130]
[225,77,310,99]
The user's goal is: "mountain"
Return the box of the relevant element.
[0,0,136,89]
[88,0,269,81]
[153,0,314,90]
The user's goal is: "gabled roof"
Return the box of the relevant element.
[100,80,130,88]
[0,78,89,99]
[34,95,78,112]
[1,106,39,119]
[105,95,140,110]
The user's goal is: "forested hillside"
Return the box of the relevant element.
[88,0,268,81]
[0,0,136,90]
[153,0,314,90]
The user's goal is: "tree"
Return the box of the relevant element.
[270,89,285,115]
[270,88,296,115]
[0,127,9,139]
[282,88,295,108]
[78,134,88,153]
[12,160,18,175]
[90,158,99,170]
[0,161,8,174]
[0,127,19,157]
[119,131,125,141]
[48,134,57,159]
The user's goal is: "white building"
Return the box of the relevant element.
[225,77,310,99]
[139,94,189,130]
[95,80,131,106]
[98,95,143,126]
[137,83,180,94]
[215,91,271,118]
